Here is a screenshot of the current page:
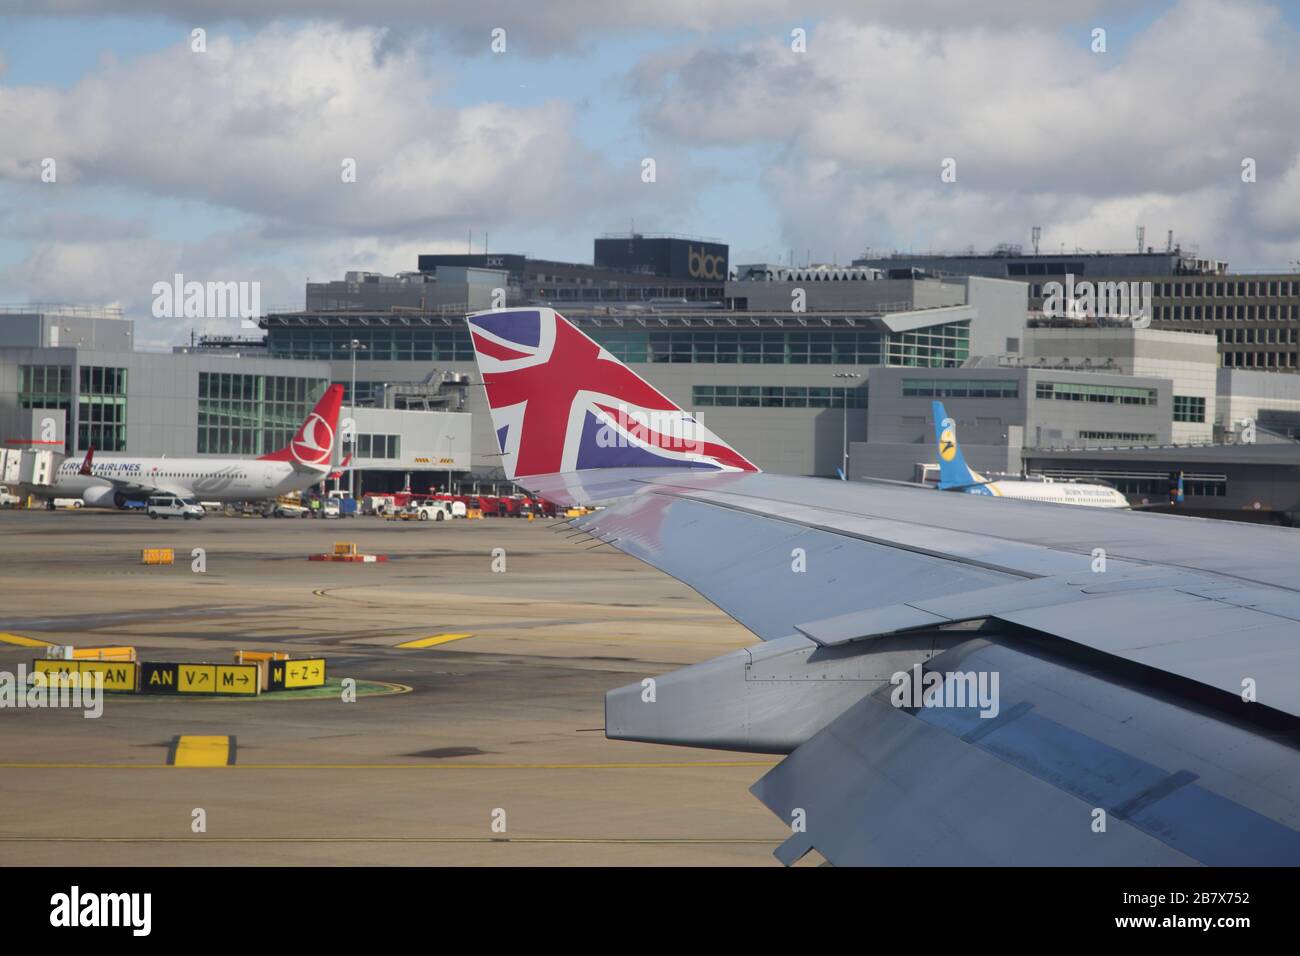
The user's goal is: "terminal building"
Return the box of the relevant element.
[853,246,1229,281]
[851,316,1300,523]
[856,245,1300,371]
[8,235,1300,518]
[0,308,470,496]
[263,236,1030,477]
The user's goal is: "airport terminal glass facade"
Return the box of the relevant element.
[197,372,329,455]
[265,318,971,368]
[692,385,868,409]
[1173,395,1207,423]
[357,433,400,459]
[267,327,475,363]
[1077,431,1159,443]
[18,364,74,452]
[76,365,128,452]
[884,322,970,367]
[901,377,1019,398]
[589,320,970,367]
[1035,381,1158,406]
[340,382,387,404]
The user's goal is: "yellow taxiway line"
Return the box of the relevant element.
[0,632,53,647]
[394,632,475,649]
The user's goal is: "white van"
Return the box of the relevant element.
[146,494,205,520]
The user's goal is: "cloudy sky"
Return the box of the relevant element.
[2,0,1299,345]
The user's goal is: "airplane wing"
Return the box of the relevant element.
[544,468,1300,866]
[468,307,1300,866]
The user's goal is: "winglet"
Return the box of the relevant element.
[78,446,95,477]
[466,307,758,480]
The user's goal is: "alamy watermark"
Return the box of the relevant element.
[890,664,1000,719]
[1042,274,1152,327]
[594,404,708,455]
[0,666,104,718]
[151,273,261,324]
[50,886,150,936]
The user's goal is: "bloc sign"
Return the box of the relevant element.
[142,662,260,696]
[269,658,327,691]
[34,658,137,692]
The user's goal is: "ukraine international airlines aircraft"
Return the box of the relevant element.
[932,400,1129,508]
[35,385,343,508]
[468,306,1300,866]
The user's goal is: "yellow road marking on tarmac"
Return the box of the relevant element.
[395,632,474,649]
[2,759,776,771]
[168,735,235,767]
[0,632,52,647]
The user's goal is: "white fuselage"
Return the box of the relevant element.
[39,456,322,505]
[978,479,1129,508]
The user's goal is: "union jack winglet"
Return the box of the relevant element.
[467,308,759,480]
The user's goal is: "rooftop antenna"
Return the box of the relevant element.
[1166,230,1173,253]
[1031,226,1041,255]
[1136,225,1145,254]
[468,228,472,254]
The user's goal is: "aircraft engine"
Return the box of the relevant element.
[80,486,119,509]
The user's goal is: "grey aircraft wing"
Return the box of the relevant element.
[524,467,1300,866]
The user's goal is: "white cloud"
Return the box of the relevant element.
[7,1,1156,52]
[632,0,1300,266]
[4,0,1299,347]
[0,23,644,236]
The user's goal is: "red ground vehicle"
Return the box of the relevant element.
[470,495,501,516]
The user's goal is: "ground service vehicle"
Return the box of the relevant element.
[404,500,453,521]
[146,495,205,520]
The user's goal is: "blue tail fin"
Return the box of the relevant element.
[933,401,981,491]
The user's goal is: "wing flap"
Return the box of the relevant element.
[1000,590,1300,717]
[753,692,1194,866]
[752,638,1300,866]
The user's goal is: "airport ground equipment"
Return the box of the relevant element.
[307,541,387,562]
[42,645,137,662]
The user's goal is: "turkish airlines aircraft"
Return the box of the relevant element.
[33,385,343,508]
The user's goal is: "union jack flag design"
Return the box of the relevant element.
[467,308,759,480]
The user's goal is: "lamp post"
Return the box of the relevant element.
[833,371,862,480]
[444,431,456,494]
[345,339,366,498]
